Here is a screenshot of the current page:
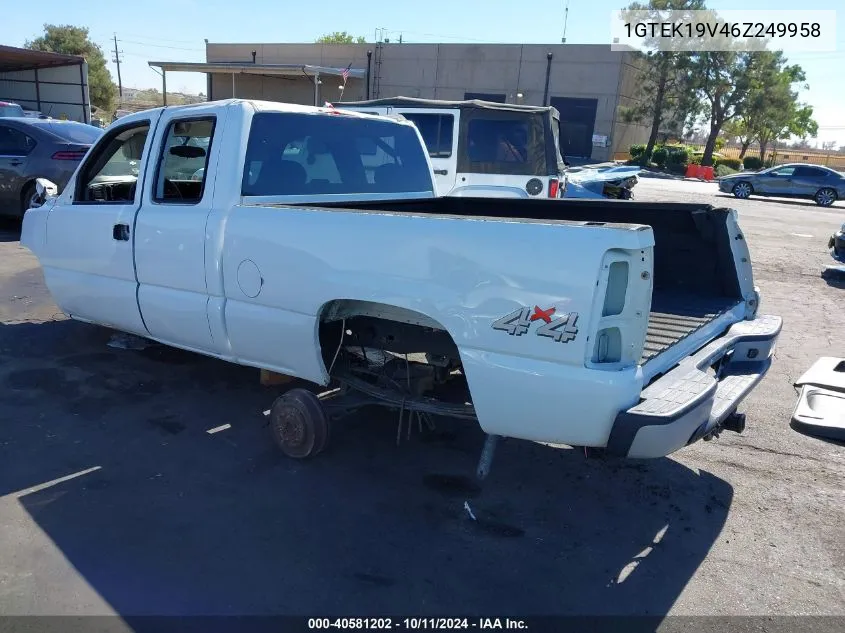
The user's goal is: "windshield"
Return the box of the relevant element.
[242,112,434,197]
[0,103,25,117]
[42,121,103,145]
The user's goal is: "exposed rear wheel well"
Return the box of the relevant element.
[317,300,462,377]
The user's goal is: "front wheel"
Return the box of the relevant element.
[814,188,837,207]
[732,181,753,199]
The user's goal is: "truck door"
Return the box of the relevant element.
[394,109,458,195]
[43,113,163,335]
[133,104,227,353]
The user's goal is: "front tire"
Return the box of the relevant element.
[732,181,753,199]
[814,188,837,207]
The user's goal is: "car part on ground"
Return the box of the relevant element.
[791,357,845,442]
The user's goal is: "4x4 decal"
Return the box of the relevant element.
[492,305,579,343]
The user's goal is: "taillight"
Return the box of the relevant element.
[548,178,559,198]
[52,150,87,160]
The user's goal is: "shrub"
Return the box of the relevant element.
[629,144,646,160]
[742,156,763,170]
[719,157,742,171]
[666,145,690,168]
[715,164,738,178]
[652,146,668,168]
[667,162,688,175]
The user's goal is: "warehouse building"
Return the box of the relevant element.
[150,42,647,162]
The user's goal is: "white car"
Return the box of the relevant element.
[22,99,781,474]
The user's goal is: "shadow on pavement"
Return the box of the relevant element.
[0,319,733,618]
[0,217,22,243]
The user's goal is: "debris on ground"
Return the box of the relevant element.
[107,332,154,351]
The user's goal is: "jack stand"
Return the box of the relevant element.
[476,434,500,481]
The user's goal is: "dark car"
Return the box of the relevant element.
[0,117,103,217]
[718,163,845,207]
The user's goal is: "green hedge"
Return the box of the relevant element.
[665,145,690,167]
[718,157,742,171]
[715,164,739,178]
[629,144,646,160]
[652,146,668,168]
[743,156,764,170]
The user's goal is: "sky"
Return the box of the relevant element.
[2,0,843,146]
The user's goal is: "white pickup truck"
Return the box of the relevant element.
[21,98,781,472]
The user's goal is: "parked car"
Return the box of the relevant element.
[830,222,845,259]
[22,106,49,119]
[339,97,567,199]
[0,101,25,117]
[718,163,845,207]
[22,99,780,470]
[0,117,103,217]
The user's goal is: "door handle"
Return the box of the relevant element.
[113,223,130,241]
[433,169,449,175]
[8,160,22,166]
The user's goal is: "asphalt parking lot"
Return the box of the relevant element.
[0,180,843,622]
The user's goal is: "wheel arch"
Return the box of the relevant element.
[314,298,462,382]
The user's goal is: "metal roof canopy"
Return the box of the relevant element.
[0,45,84,72]
[148,61,366,106]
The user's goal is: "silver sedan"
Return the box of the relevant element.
[718,163,845,207]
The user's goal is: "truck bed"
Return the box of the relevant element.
[316,197,747,370]
[643,293,740,363]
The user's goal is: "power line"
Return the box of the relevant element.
[120,39,204,51]
[93,30,200,45]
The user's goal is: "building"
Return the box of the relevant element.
[150,42,648,162]
[0,45,90,122]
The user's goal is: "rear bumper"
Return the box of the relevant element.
[607,314,782,458]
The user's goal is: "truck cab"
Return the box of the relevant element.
[338,97,566,199]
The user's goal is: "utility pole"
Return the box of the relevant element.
[112,34,124,99]
[562,0,570,43]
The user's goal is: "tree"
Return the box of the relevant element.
[687,49,759,166]
[822,141,838,152]
[743,57,817,160]
[618,0,706,163]
[26,24,117,113]
[316,31,366,44]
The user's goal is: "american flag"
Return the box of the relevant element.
[341,64,351,83]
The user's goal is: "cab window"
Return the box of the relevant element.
[154,117,215,203]
[75,122,150,204]
[242,112,433,197]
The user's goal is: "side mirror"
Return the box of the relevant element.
[31,178,58,209]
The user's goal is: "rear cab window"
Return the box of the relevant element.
[242,112,434,198]
[153,117,216,204]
